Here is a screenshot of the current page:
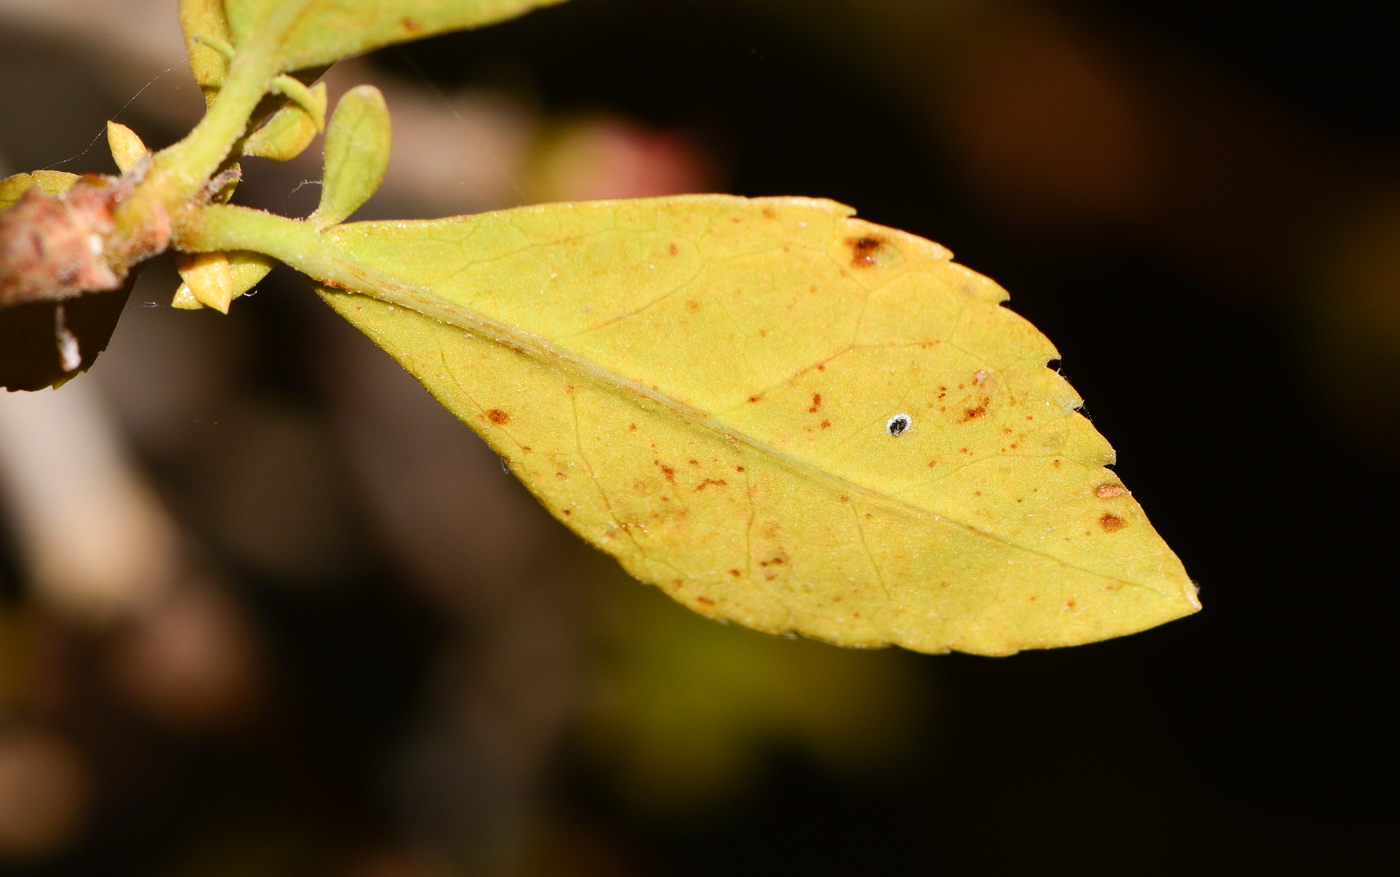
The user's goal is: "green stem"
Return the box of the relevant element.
[113,0,318,238]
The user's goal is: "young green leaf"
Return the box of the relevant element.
[242,81,327,161]
[309,85,392,229]
[224,0,570,73]
[308,196,1198,655]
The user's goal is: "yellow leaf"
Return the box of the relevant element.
[225,0,570,73]
[0,172,80,212]
[178,0,234,105]
[316,196,1199,655]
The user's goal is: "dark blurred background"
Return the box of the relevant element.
[1,0,1397,874]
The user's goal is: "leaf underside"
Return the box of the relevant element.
[224,0,570,72]
[316,195,1199,655]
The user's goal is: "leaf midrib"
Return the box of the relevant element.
[333,267,1164,598]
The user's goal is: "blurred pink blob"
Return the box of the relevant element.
[105,584,262,732]
[529,118,718,203]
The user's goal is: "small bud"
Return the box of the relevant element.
[173,251,236,313]
[106,121,148,175]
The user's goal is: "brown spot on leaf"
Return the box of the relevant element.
[686,299,699,310]
[1064,600,1078,611]
[689,459,699,466]
[1100,513,1126,532]
[848,235,884,267]
[696,597,715,606]
[669,243,678,255]
[962,405,987,421]
[1096,484,1129,498]
[562,509,572,515]
[487,409,510,425]
[809,392,822,412]
[820,420,831,429]
[728,569,742,578]
[654,462,676,482]
[555,472,567,480]
[762,207,777,219]
[695,479,728,491]
[736,466,746,472]
[748,395,761,403]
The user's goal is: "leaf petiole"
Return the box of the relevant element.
[182,205,413,305]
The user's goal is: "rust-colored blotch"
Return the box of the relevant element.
[848,235,883,267]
